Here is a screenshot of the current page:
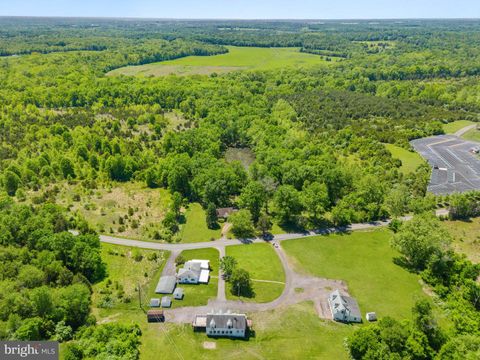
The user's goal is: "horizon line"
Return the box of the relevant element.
[1,15,480,21]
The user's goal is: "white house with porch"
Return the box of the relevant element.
[177,260,210,284]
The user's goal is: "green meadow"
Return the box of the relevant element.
[442,120,476,134]
[282,229,426,319]
[385,143,426,174]
[107,46,334,77]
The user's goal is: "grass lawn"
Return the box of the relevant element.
[107,46,335,77]
[443,218,480,263]
[137,302,352,360]
[442,120,476,134]
[282,229,426,319]
[164,248,220,308]
[385,143,426,174]
[226,243,285,303]
[87,245,351,360]
[180,203,222,242]
[92,243,168,315]
[462,127,480,143]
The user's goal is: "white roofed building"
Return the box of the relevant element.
[177,260,210,284]
[328,289,362,323]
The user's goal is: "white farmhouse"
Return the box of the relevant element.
[177,260,210,284]
[328,289,362,323]
[206,311,248,338]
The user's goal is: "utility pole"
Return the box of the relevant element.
[138,282,142,310]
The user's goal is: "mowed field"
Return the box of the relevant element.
[442,120,476,134]
[226,243,285,303]
[385,143,426,174]
[107,46,333,77]
[282,229,426,319]
[462,127,480,142]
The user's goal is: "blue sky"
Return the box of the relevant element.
[1,0,479,19]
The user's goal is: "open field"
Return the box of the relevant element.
[92,244,168,315]
[49,182,171,239]
[167,248,220,308]
[107,46,334,77]
[226,243,285,303]
[462,126,480,142]
[282,229,426,319]
[442,120,476,134]
[443,218,480,263]
[180,203,222,242]
[139,302,351,360]
[385,143,426,174]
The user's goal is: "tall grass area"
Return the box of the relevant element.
[108,46,334,77]
[92,244,168,315]
[443,218,480,263]
[385,143,425,174]
[282,229,426,319]
[226,243,285,303]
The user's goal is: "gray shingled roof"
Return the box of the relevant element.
[206,313,246,330]
[155,275,176,294]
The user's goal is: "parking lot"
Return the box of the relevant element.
[410,135,480,195]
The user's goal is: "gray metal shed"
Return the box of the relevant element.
[155,275,176,294]
[173,287,184,300]
[149,298,160,307]
[161,296,172,308]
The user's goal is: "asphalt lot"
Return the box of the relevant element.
[411,135,480,195]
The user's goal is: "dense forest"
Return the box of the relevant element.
[0,17,479,359]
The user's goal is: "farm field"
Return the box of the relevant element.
[107,46,333,77]
[139,302,352,360]
[168,248,220,308]
[226,243,285,303]
[442,120,476,134]
[443,217,480,263]
[385,143,426,174]
[180,203,222,242]
[282,229,426,319]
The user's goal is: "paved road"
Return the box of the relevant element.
[99,210,448,252]
[411,124,480,195]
